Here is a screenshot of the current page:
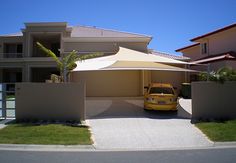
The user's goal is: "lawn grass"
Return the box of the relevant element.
[0,123,92,145]
[195,120,236,141]
[6,95,15,100]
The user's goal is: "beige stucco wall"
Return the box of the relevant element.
[143,70,151,87]
[63,42,148,53]
[71,70,184,97]
[209,61,228,71]
[118,42,148,52]
[190,60,236,72]
[151,71,185,92]
[15,83,86,121]
[192,82,236,120]
[64,42,117,52]
[181,45,202,61]
[25,26,67,33]
[207,27,236,55]
[226,60,236,69]
[71,70,142,97]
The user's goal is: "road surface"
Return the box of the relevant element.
[0,147,235,163]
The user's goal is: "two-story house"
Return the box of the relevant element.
[0,22,152,83]
[176,23,236,81]
[1,22,190,96]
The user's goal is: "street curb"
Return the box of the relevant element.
[0,144,96,151]
[0,143,236,152]
[214,142,236,147]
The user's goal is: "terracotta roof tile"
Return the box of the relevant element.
[190,51,236,64]
[150,50,190,61]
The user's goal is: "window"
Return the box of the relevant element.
[149,87,174,95]
[4,43,23,58]
[51,42,60,57]
[201,42,208,55]
[17,44,23,53]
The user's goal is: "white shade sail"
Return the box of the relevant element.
[104,47,187,64]
[102,61,192,72]
[73,47,194,72]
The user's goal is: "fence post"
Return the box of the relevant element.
[2,84,6,119]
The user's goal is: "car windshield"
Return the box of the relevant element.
[149,87,174,94]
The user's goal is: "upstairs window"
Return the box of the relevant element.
[4,43,23,58]
[201,42,208,55]
[5,43,22,53]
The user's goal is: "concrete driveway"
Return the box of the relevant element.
[86,97,212,150]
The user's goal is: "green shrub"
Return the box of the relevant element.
[199,67,236,83]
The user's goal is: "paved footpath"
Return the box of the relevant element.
[0,119,14,129]
[87,98,213,150]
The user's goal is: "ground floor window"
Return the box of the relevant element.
[1,68,22,83]
[30,67,59,82]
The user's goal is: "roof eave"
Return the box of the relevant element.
[190,23,236,42]
[0,35,23,38]
[24,22,68,27]
[63,37,152,43]
[175,43,200,52]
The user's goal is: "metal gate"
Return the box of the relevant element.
[0,83,15,119]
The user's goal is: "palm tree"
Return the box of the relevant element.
[37,42,103,82]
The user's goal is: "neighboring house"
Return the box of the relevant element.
[149,50,190,62]
[176,23,236,81]
[0,22,187,96]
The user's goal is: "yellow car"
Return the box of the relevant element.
[144,83,178,111]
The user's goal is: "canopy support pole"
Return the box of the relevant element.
[141,70,144,96]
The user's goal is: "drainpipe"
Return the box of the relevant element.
[141,70,144,96]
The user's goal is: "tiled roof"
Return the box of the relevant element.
[150,50,190,61]
[0,32,23,37]
[190,51,236,64]
[71,25,152,38]
[0,24,152,39]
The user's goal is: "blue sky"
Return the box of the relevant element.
[0,0,235,55]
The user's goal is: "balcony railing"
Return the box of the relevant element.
[2,53,23,58]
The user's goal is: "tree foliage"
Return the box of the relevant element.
[37,42,103,82]
[199,67,236,83]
